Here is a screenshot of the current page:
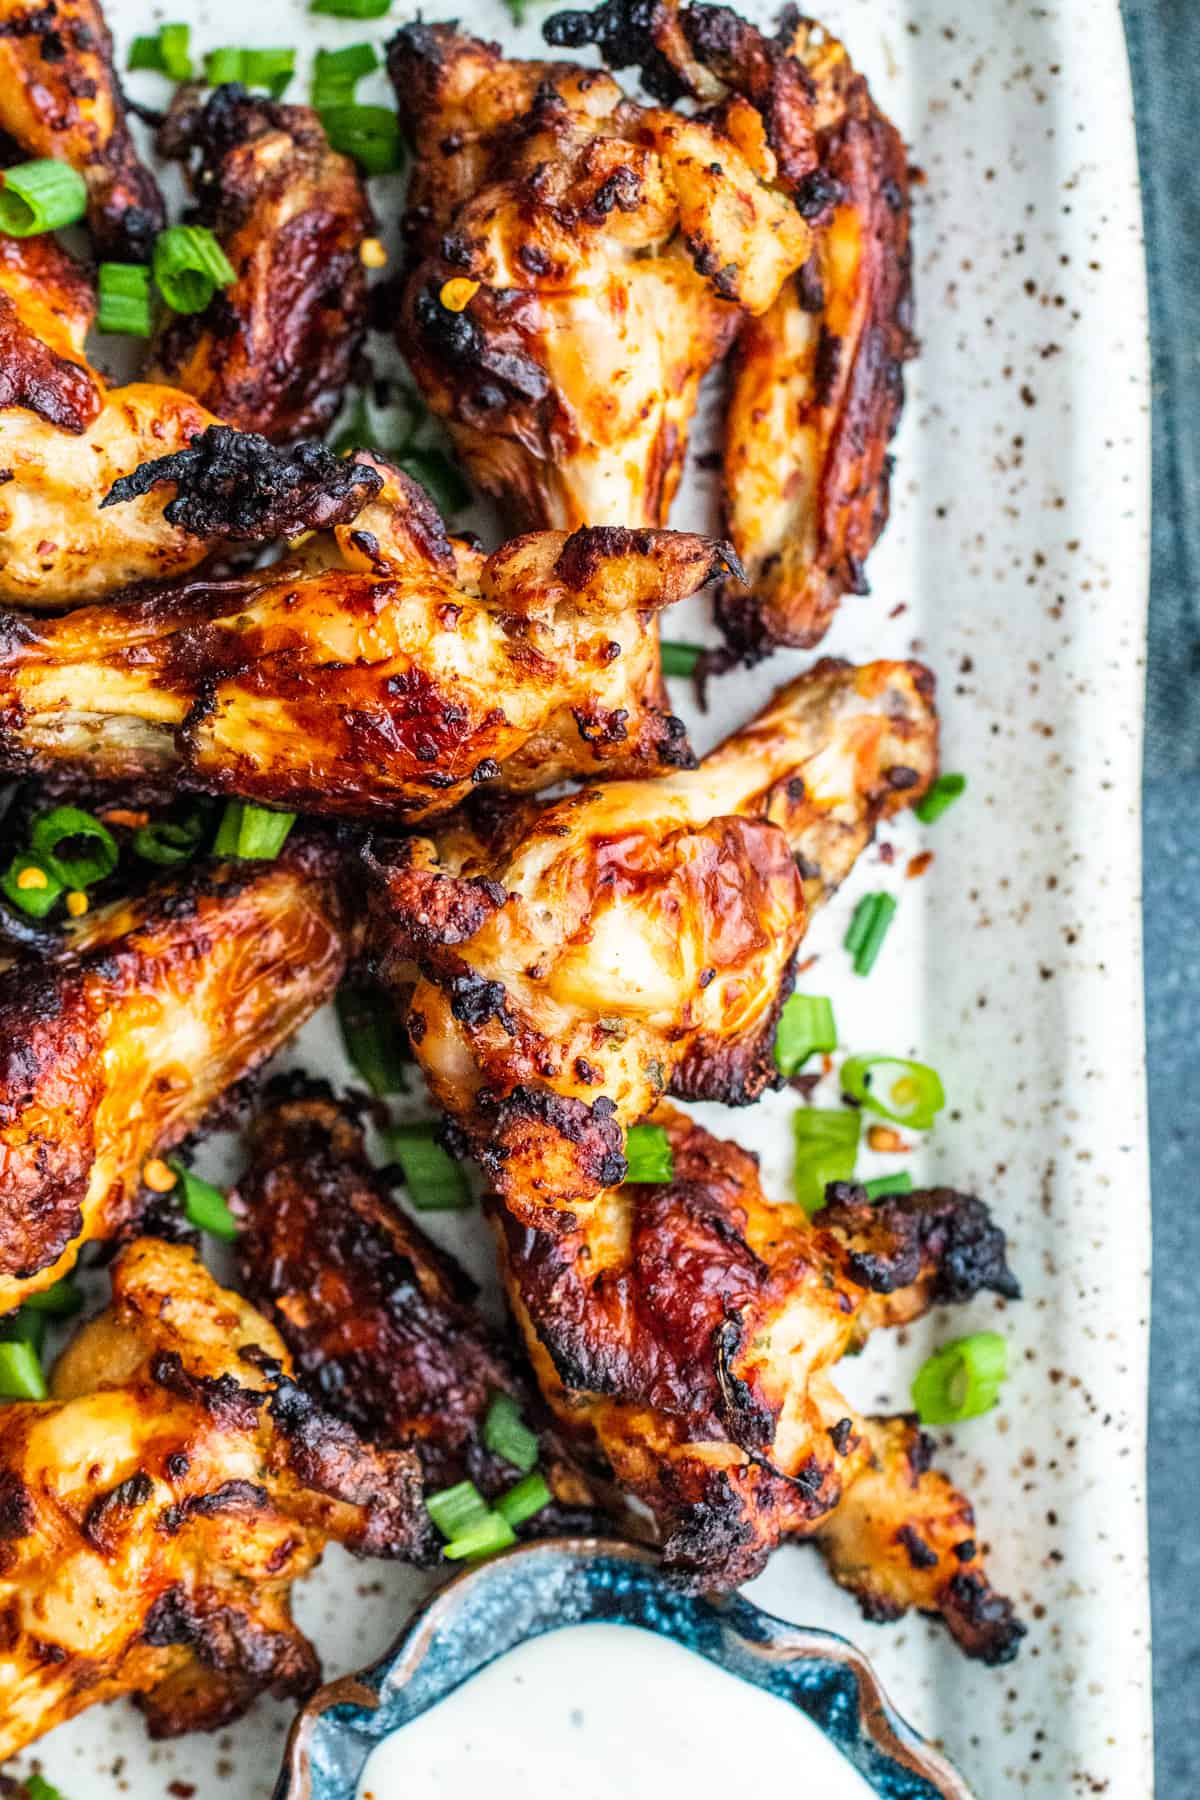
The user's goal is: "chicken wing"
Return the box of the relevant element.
[496,1104,1025,1662]
[0,459,729,814]
[0,1236,432,1759]
[367,657,937,1227]
[386,18,813,531]
[0,0,164,258]
[0,832,353,1311]
[149,84,371,441]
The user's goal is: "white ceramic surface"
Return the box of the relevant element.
[12,1,1152,1795]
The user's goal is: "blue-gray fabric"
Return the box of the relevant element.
[1120,1,1200,1789]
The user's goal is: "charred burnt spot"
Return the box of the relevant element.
[82,1471,155,1550]
[943,1570,1028,1666]
[814,1185,1019,1304]
[0,4,58,37]
[158,1479,271,1537]
[907,1188,1021,1303]
[0,1469,35,1540]
[896,1522,939,1570]
[543,0,690,104]
[448,971,516,1033]
[794,167,842,222]
[658,1466,771,1591]
[363,842,506,954]
[485,1085,627,1192]
[149,1350,266,1433]
[572,705,629,746]
[828,1416,855,1457]
[713,1312,776,1452]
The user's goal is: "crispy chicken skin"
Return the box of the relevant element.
[386,19,812,531]
[0,457,732,814]
[0,834,353,1311]
[367,657,937,1227]
[234,1079,596,1524]
[0,1238,432,1759]
[0,0,164,258]
[496,1105,1024,1662]
[150,85,372,442]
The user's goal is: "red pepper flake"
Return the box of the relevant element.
[168,1784,197,1798]
[795,953,819,975]
[101,807,150,828]
[906,850,935,880]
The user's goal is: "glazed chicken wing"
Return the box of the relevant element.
[150,84,372,441]
[0,456,732,814]
[0,833,353,1312]
[0,1237,432,1759]
[367,657,937,1227]
[497,1105,1024,1662]
[0,0,164,257]
[387,18,813,530]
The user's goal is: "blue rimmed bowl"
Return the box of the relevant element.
[274,1537,978,1800]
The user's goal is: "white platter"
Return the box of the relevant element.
[12,0,1152,1795]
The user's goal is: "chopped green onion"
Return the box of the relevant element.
[0,1307,46,1355]
[30,807,118,890]
[915,772,966,825]
[153,225,237,315]
[311,0,391,17]
[168,1161,239,1241]
[319,104,404,176]
[911,1332,1008,1426]
[623,1123,673,1184]
[132,815,204,867]
[395,449,470,515]
[385,1121,469,1211]
[205,47,244,84]
[774,993,837,1076]
[442,1510,517,1561]
[426,1479,490,1540]
[661,641,702,678]
[495,1471,552,1527]
[205,48,296,96]
[0,160,88,237]
[1,852,64,918]
[792,1106,861,1214]
[311,42,379,106]
[21,1277,83,1317]
[97,262,153,336]
[843,891,897,976]
[335,981,409,1097]
[841,1055,946,1132]
[483,1392,539,1473]
[24,1777,68,1800]
[127,23,192,79]
[0,1340,47,1401]
[861,1170,914,1201]
[212,801,296,861]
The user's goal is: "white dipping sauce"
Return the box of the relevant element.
[357,1623,878,1799]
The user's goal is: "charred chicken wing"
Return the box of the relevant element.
[387,18,812,531]
[497,1105,1024,1661]
[0,459,731,815]
[0,1237,432,1759]
[367,657,937,1227]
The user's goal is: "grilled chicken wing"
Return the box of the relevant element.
[150,85,371,441]
[0,459,729,815]
[497,1105,1024,1661]
[367,657,937,1227]
[0,0,164,258]
[0,834,353,1312]
[386,18,812,531]
[0,1237,432,1759]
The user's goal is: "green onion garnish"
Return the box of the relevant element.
[843,891,897,976]
[911,1332,1008,1426]
[442,1510,517,1561]
[483,1392,539,1473]
[426,1479,490,1540]
[861,1170,914,1201]
[22,1276,83,1317]
[212,800,296,861]
[661,641,702,678]
[774,993,837,1077]
[318,104,404,176]
[311,42,379,107]
[840,1055,945,1132]
[132,815,204,867]
[205,46,244,84]
[495,1471,552,1528]
[623,1123,673,1184]
[30,806,118,889]
[153,225,237,315]
[335,981,410,1097]
[204,47,296,96]
[0,1307,46,1355]
[0,160,89,237]
[1,852,64,918]
[97,262,153,336]
[915,772,966,825]
[385,1121,469,1211]
[311,0,392,17]
[168,1161,239,1240]
[127,23,192,79]
[24,1777,68,1800]
[0,1339,47,1400]
[395,449,470,516]
[792,1106,861,1214]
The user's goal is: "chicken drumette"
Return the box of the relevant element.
[367,657,937,1228]
[0,454,730,813]
[497,1104,1024,1662]
[0,1237,432,1760]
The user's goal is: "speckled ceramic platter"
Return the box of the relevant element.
[11,0,1151,1796]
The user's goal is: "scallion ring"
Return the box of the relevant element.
[30,806,118,889]
[911,1332,1008,1425]
[840,1055,946,1132]
[153,225,237,315]
[385,1121,469,1211]
[0,160,88,237]
[168,1161,239,1241]
[483,1392,539,1473]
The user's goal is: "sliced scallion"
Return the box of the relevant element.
[212,801,296,861]
[623,1123,673,1185]
[844,891,897,976]
[30,806,118,889]
[774,993,836,1077]
[97,262,153,336]
[0,160,88,237]
[911,1332,1008,1426]
[915,772,966,825]
[153,224,237,315]
[319,104,403,176]
[1,853,63,918]
[127,23,192,79]
[442,1510,517,1561]
[861,1170,914,1201]
[132,815,204,867]
[311,42,379,107]
[310,0,392,17]
[0,1339,47,1400]
[386,1121,469,1211]
[495,1471,552,1528]
[335,981,410,1097]
[841,1055,946,1132]
[483,1392,539,1473]
[21,1276,83,1317]
[168,1161,239,1241]
[426,1479,490,1540]
[792,1106,861,1214]
[661,641,702,678]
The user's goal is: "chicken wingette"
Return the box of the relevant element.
[0,458,730,815]
[496,1105,1024,1662]
[367,657,937,1228]
[386,17,813,531]
[150,84,372,442]
[0,833,353,1312]
[0,0,164,257]
[0,1237,433,1760]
